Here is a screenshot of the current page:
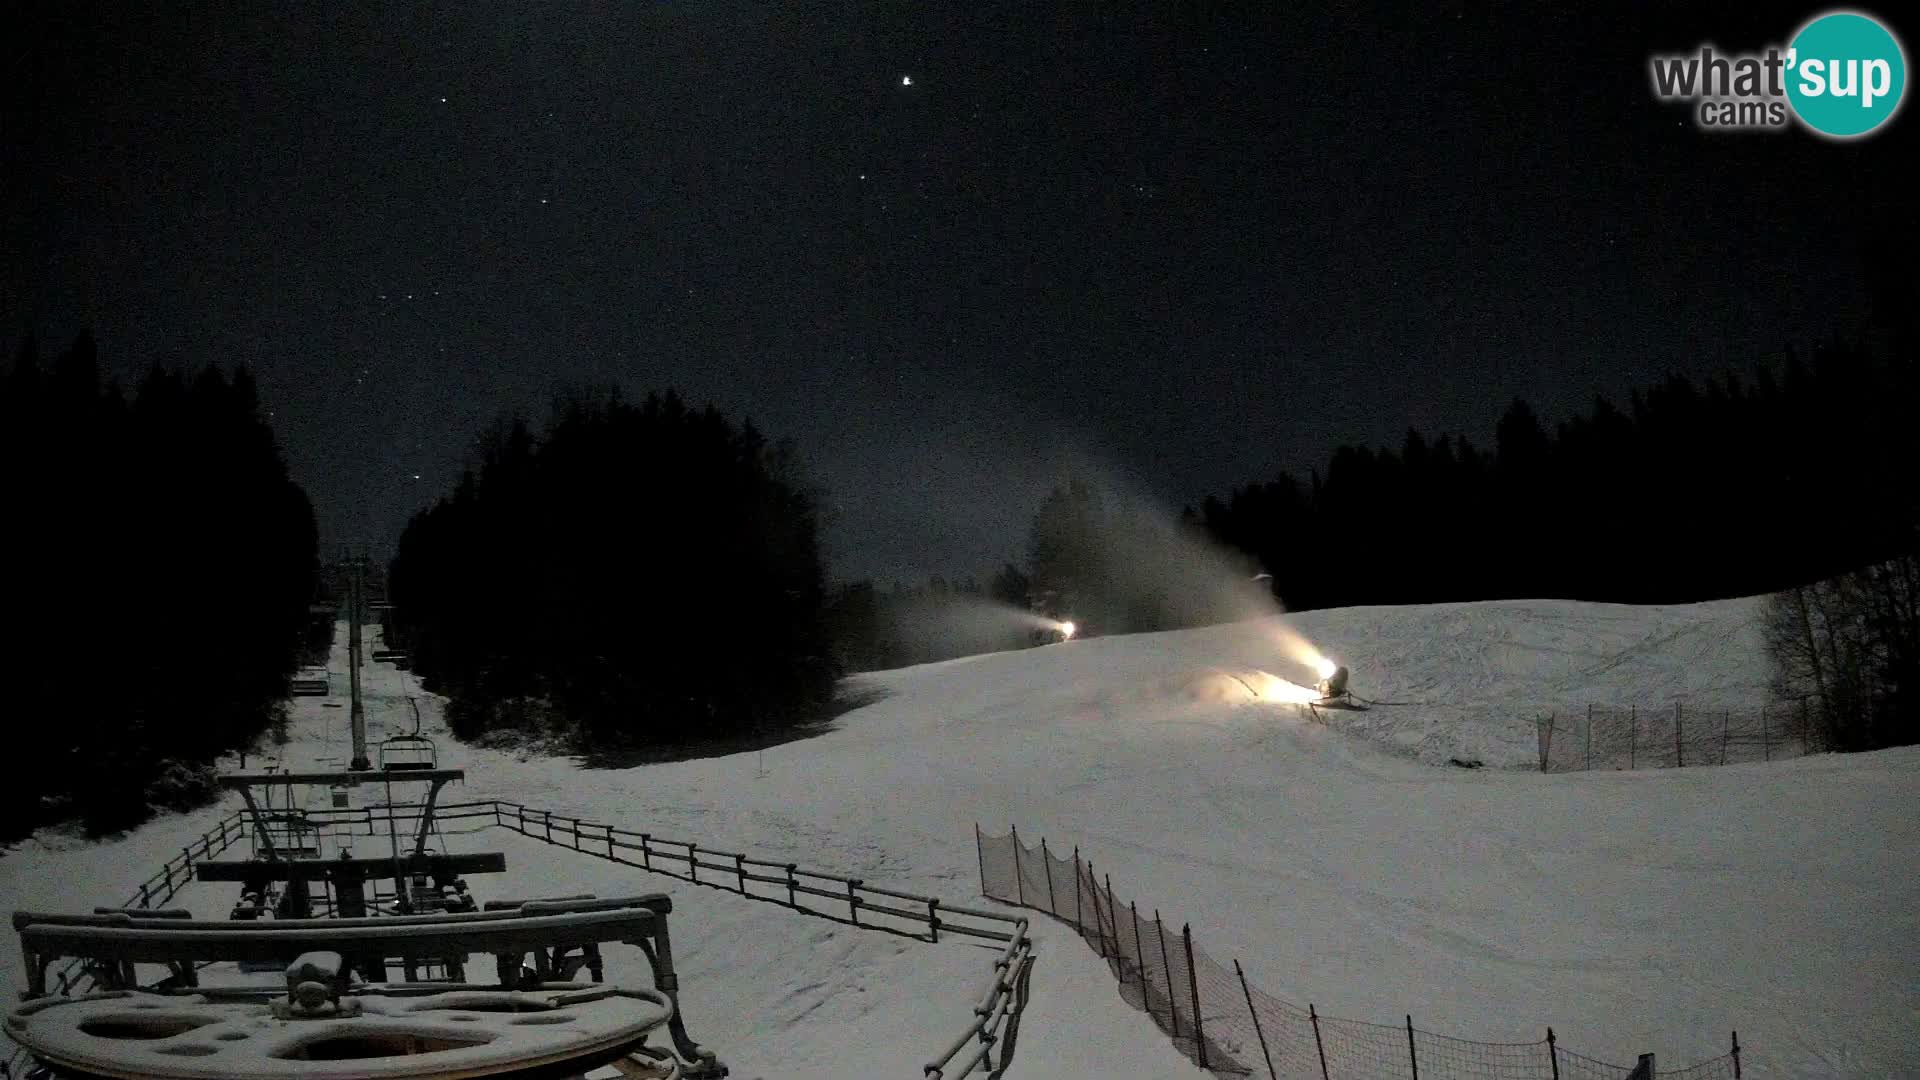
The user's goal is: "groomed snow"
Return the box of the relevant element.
[4,596,1916,1078]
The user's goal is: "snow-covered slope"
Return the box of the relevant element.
[4,597,1916,1078]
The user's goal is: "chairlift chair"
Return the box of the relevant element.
[379,698,438,771]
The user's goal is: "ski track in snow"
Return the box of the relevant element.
[3,596,1917,1078]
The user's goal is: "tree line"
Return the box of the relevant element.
[1199,345,1915,610]
[6,325,1910,838]
[0,335,318,837]
[388,390,836,752]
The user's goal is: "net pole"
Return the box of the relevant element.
[1042,838,1057,915]
[1407,1015,1420,1080]
[1010,825,1025,906]
[1235,959,1278,1080]
[1073,847,1084,935]
[1310,1004,1329,1080]
[1159,911,1180,1039]
[1131,902,1146,995]
[974,823,986,894]
[1184,924,1207,1068]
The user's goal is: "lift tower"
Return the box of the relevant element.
[347,554,370,771]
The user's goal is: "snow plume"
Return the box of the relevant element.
[879,595,1067,665]
[1266,622,1340,686]
[1024,471,1279,636]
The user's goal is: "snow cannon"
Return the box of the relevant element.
[1318,665,1349,700]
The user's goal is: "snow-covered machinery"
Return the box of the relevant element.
[213,767,487,923]
[8,894,727,1078]
[1317,665,1350,702]
[7,767,729,1077]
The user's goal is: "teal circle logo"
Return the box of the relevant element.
[1786,11,1906,137]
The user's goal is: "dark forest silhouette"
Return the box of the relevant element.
[389,390,836,751]
[0,335,318,837]
[1199,345,1916,611]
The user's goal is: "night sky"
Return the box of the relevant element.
[6,3,1912,582]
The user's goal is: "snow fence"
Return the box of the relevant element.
[978,826,1743,1080]
[1536,702,1815,773]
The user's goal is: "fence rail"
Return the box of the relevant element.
[979,826,1742,1080]
[27,800,1032,1080]
[1537,702,1814,773]
[481,801,1036,1079]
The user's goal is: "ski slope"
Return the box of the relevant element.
[4,596,1917,1078]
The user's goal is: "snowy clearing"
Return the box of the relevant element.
[3,596,1915,1078]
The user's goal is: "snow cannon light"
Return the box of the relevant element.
[1313,656,1337,681]
[1250,672,1322,704]
[1058,620,1077,641]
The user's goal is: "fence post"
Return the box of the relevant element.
[1072,847,1084,934]
[687,842,698,883]
[1310,1004,1329,1080]
[640,833,652,871]
[1731,1030,1741,1078]
[1539,713,1553,772]
[1630,704,1637,768]
[1131,902,1146,992]
[1548,1027,1560,1080]
[1158,911,1180,1039]
[735,853,746,894]
[785,864,797,906]
[1407,1015,1420,1080]
[1042,839,1058,915]
[1087,864,1106,957]
[975,824,987,893]
[1183,924,1207,1067]
[606,824,616,859]
[1010,825,1025,906]
[1762,708,1771,761]
[1586,704,1593,769]
[847,879,860,926]
[1676,702,1684,767]
[927,897,940,943]
[1235,959,1278,1080]
[1105,874,1122,972]
[1628,1053,1654,1080]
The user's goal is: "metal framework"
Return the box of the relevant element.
[11,895,725,1078]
